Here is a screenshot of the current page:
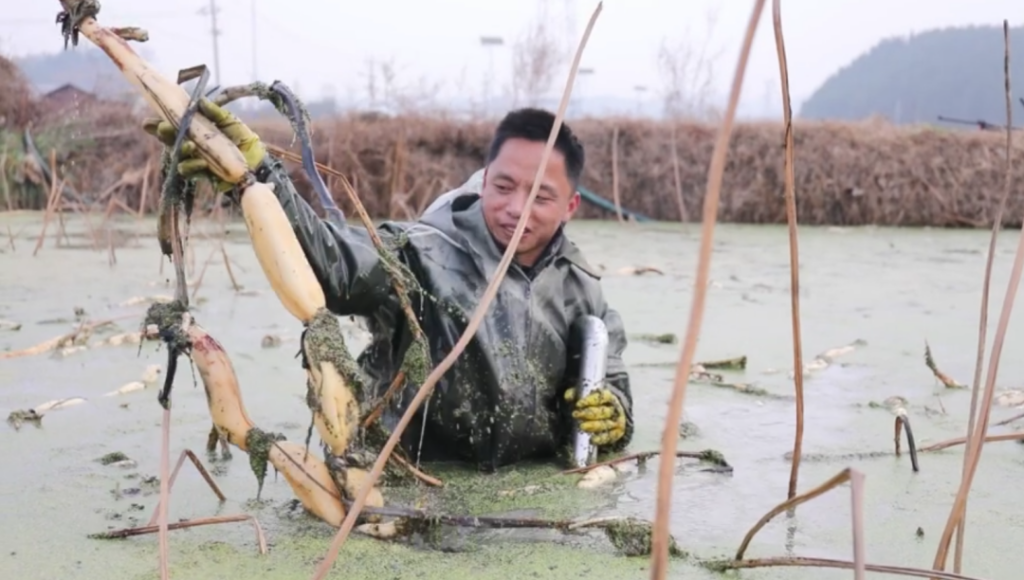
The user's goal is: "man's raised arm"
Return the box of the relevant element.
[254,155,400,317]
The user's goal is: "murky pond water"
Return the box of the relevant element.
[3,211,1024,579]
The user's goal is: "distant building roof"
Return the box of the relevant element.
[37,83,99,113]
[40,83,95,98]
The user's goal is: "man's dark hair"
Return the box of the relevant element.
[485,108,585,188]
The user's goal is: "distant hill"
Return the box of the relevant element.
[800,24,1024,126]
[14,47,143,100]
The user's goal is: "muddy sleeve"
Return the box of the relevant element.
[254,155,400,316]
[597,298,634,452]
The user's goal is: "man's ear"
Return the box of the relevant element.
[566,190,582,218]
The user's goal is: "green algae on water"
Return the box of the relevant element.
[697,355,747,370]
[97,451,130,465]
[631,332,678,345]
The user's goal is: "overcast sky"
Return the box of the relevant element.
[1,0,1021,115]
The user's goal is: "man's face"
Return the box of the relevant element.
[480,138,581,266]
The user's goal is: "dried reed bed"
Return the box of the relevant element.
[253,114,1024,227]
[1,98,163,213]
[6,93,1024,226]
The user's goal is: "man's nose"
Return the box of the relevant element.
[505,190,527,218]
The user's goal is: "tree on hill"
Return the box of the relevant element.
[799,24,1024,126]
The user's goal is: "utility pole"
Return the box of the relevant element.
[198,0,222,86]
[250,0,258,81]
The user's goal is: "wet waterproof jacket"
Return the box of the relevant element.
[256,156,633,471]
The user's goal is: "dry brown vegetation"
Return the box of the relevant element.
[5,18,1024,231]
[5,100,1024,227]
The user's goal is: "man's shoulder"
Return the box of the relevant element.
[559,237,603,281]
[421,169,485,217]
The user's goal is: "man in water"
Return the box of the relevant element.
[144,102,634,472]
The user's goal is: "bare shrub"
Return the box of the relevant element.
[509,0,564,108]
[656,7,723,122]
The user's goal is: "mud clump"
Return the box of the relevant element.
[602,518,687,558]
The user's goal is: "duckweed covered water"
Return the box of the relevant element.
[4,212,1024,579]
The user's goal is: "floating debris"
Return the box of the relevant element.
[789,339,867,378]
[98,451,131,466]
[103,364,163,397]
[576,465,618,489]
[603,517,687,558]
[696,355,747,370]
[7,397,87,430]
[995,389,1024,408]
[0,319,22,331]
[868,395,909,413]
[631,333,678,345]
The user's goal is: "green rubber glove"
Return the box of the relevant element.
[142,98,267,192]
[564,387,627,447]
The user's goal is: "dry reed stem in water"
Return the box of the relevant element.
[668,125,687,223]
[771,0,806,501]
[993,411,1024,427]
[952,21,1012,574]
[307,6,605,579]
[713,557,990,580]
[146,449,226,527]
[361,371,407,429]
[735,468,850,561]
[935,20,1016,575]
[925,342,964,388]
[894,412,920,472]
[849,469,866,580]
[32,150,63,257]
[91,514,268,555]
[649,2,766,578]
[919,431,1024,453]
[611,126,623,222]
[157,408,171,579]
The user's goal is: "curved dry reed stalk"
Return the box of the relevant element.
[849,469,866,579]
[771,0,806,501]
[714,557,990,580]
[735,468,851,560]
[648,2,767,578]
[934,20,1016,574]
[919,431,1024,453]
[952,21,1014,574]
[894,413,920,472]
[307,5,606,579]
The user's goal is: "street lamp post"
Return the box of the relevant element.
[633,85,647,117]
[480,36,504,118]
